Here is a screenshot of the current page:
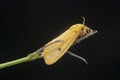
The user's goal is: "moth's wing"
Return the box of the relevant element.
[43,30,78,65]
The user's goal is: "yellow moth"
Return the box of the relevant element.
[36,17,97,65]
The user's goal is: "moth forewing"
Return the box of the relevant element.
[43,28,80,65]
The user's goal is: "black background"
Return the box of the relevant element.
[0,0,120,80]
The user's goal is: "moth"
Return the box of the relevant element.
[36,17,97,65]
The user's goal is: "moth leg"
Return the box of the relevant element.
[36,40,64,54]
[67,51,88,64]
[76,30,98,44]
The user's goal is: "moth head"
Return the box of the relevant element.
[79,25,94,37]
[69,24,94,37]
[69,17,96,37]
[79,17,93,36]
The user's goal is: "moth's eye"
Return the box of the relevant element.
[86,29,91,33]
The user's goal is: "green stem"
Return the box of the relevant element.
[0,52,43,69]
[0,56,29,69]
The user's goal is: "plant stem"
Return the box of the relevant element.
[0,56,29,69]
[0,52,43,69]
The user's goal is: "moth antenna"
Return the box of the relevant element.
[82,17,85,25]
[75,30,98,44]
